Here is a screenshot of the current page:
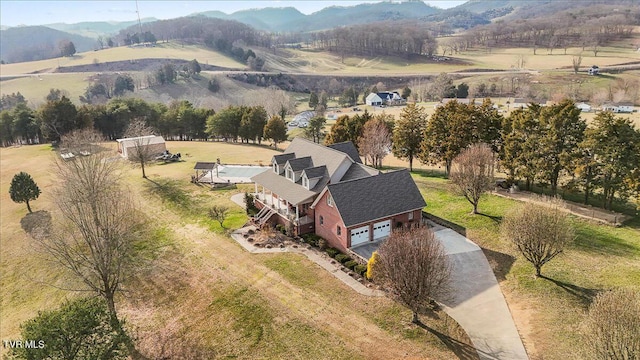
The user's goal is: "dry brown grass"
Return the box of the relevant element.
[1,141,465,359]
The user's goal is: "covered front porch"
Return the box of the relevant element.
[252,184,314,234]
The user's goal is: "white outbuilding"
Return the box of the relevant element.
[116,135,166,159]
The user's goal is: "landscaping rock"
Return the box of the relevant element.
[279,243,285,248]
[266,244,273,249]
[247,237,254,243]
[292,245,298,248]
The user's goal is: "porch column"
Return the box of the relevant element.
[271,192,274,208]
[296,205,299,221]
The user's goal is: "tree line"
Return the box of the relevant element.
[311,21,438,59]
[0,92,293,148]
[444,4,639,55]
[324,99,640,211]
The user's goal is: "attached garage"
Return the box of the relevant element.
[373,220,391,240]
[350,225,370,246]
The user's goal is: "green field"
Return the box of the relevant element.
[410,169,640,359]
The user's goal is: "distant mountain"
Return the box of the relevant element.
[456,0,638,18]
[44,18,158,38]
[0,26,96,64]
[195,1,441,32]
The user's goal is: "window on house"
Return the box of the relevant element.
[286,167,293,181]
[319,215,324,225]
[327,195,334,207]
[408,211,414,220]
[302,175,308,189]
[273,163,278,173]
[337,226,341,236]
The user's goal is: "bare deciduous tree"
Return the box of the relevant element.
[501,200,574,277]
[450,143,495,214]
[358,116,391,168]
[123,119,158,178]
[39,129,147,358]
[572,55,583,74]
[373,226,451,324]
[583,288,640,360]
[208,205,229,228]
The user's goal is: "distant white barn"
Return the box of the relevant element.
[116,135,166,159]
[576,102,592,112]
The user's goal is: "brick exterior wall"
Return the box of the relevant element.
[314,190,424,252]
[314,191,348,252]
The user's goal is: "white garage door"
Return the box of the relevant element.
[350,225,370,246]
[373,220,391,240]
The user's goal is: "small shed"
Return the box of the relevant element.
[116,135,166,159]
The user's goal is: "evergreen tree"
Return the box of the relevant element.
[9,171,40,213]
[392,103,428,171]
[308,92,319,109]
[263,115,288,149]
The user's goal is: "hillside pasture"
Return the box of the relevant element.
[0,73,91,106]
[453,45,640,71]
[0,43,246,76]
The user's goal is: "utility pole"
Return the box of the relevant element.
[136,0,143,42]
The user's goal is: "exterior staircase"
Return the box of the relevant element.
[254,206,276,226]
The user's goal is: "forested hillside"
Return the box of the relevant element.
[0,26,95,63]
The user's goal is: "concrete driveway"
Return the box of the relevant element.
[433,225,529,360]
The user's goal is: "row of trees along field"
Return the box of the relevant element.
[444,4,639,55]
[312,21,438,59]
[2,90,637,210]
[0,85,295,145]
[324,100,640,211]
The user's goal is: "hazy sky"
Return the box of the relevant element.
[1,1,467,27]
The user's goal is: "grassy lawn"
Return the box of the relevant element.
[411,169,640,359]
[2,142,466,359]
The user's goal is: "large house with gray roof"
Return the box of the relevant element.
[250,137,426,255]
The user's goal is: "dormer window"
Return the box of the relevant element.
[286,167,294,181]
[327,195,334,207]
[302,175,309,189]
[273,163,279,174]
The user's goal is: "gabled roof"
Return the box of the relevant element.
[302,165,327,179]
[340,163,379,182]
[327,141,362,164]
[327,169,426,228]
[286,156,313,171]
[376,92,401,101]
[283,138,350,179]
[273,153,295,165]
